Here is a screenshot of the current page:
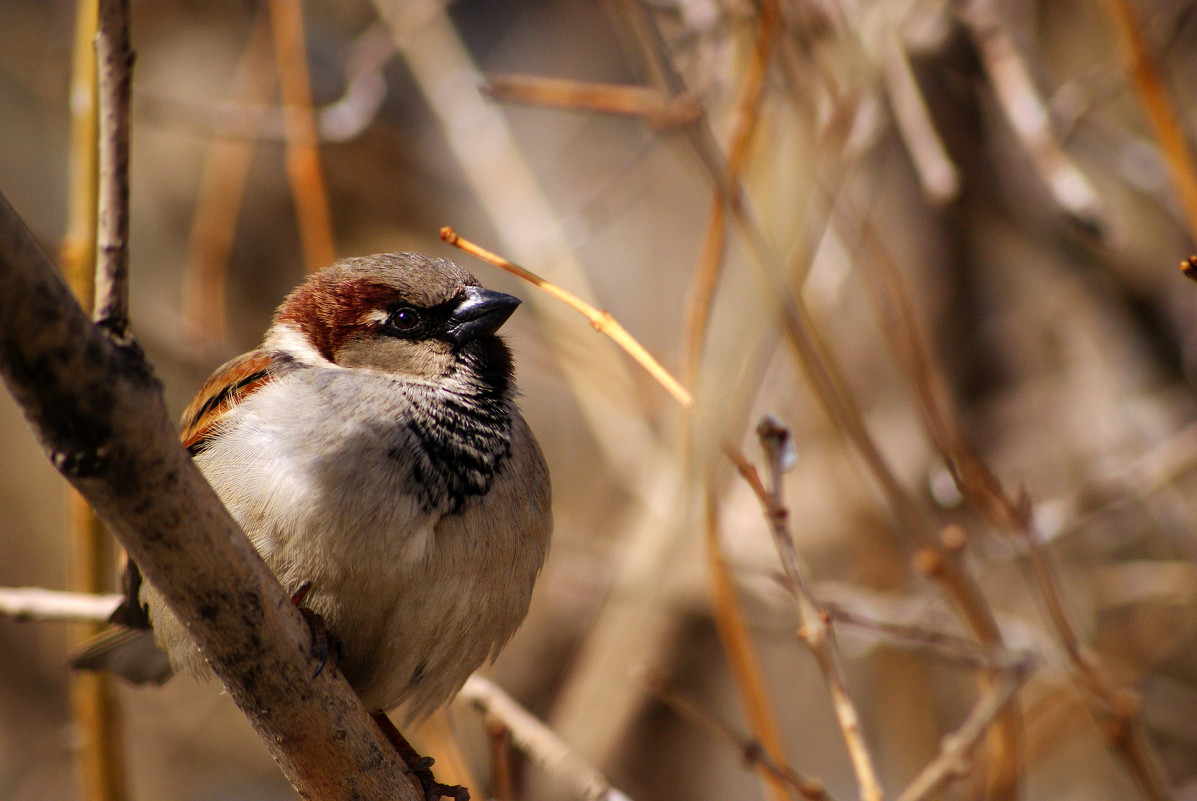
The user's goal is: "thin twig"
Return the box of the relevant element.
[441,226,692,407]
[268,0,336,272]
[642,668,834,801]
[481,74,701,129]
[94,0,134,337]
[704,484,796,801]
[458,676,634,801]
[0,587,119,623]
[721,181,1024,798]
[826,603,1023,671]
[756,417,885,801]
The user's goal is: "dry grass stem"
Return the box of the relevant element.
[268,0,336,272]
[642,668,834,801]
[61,0,98,309]
[458,676,633,801]
[481,74,701,129]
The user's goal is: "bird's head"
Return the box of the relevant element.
[270,253,519,393]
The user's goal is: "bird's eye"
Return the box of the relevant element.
[389,308,421,332]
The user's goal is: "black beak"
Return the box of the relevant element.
[446,286,521,344]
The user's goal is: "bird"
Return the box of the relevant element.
[72,252,552,800]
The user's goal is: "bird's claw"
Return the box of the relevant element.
[406,756,469,801]
[371,711,470,801]
[290,581,343,678]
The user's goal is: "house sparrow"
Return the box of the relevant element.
[73,253,552,797]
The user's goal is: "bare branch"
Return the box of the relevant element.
[958,0,1105,235]
[268,0,336,272]
[1102,0,1197,243]
[458,676,634,801]
[895,656,1035,801]
[481,74,701,129]
[642,668,834,801]
[94,0,133,335]
[756,417,885,801]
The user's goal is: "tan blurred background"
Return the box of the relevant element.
[5,1,1197,799]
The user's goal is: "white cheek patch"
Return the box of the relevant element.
[265,323,335,366]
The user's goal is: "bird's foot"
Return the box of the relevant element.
[290,580,343,678]
[408,756,469,801]
[371,712,470,801]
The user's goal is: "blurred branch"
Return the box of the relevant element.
[94,0,133,337]
[957,0,1105,235]
[0,188,418,800]
[895,655,1034,801]
[642,668,834,801]
[0,587,119,623]
[682,0,778,388]
[62,0,98,308]
[1101,0,1197,243]
[882,32,960,205]
[268,0,336,272]
[135,22,394,144]
[484,715,515,801]
[755,417,884,801]
[481,74,701,129]
[616,3,1026,790]
[704,485,794,801]
[826,599,1025,671]
[844,189,1175,801]
[184,6,274,353]
[458,676,634,801]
